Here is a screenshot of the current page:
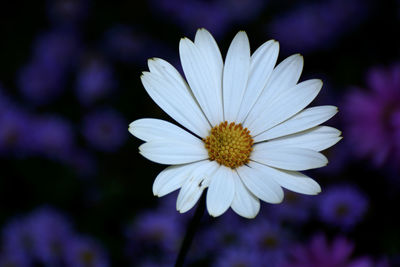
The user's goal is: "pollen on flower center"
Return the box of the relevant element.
[203,121,254,169]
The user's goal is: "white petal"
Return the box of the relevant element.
[251,146,328,171]
[206,166,235,217]
[176,179,203,213]
[153,160,207,197]
[247,79,323,136]
[145,59,211,135]
[129,118,203,143]
[223,31,251,122]
[254,105,338,142]
[179,37,223,126]
[194,28,224,90]
[260,126,342,152]
[141,71,210,137]
[236,165,284,204]
[230,172,260,218]
[250,161,321,195]
[176,160,219,213]
[245,54,303,126]
[139,140,208,165]
[236,40,279,123]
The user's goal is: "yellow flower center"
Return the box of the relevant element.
[204,121,254,169]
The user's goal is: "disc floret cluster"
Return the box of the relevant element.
[204,121,253,169]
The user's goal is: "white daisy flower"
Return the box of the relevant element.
[129,28,341,219]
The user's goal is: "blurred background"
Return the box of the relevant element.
[0,0,399,266]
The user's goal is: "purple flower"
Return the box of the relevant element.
[33,30,81,71]
[317,185,368,230]
[1,207,75,265]
[152,0,266,37]
[316,140,351,175]
[102,26,177,66]
[18,31,81,105]
[152,0,228,37]
[75,58,116,105]
[1,217,35,260]
[18,60,66,105]
[240,220,287,249]
[238,220,288,266]
[126,211,183,256]
[177,3,232,37]
[82,109,126,152]
[0,108,33,157]
[31,115,75,161]
[268,0,369,54]
[28,207,74,265]
[284,234,373,267]
[0,86,15,113]
[213,247,262,267]
[266,191,313,224]
[47,0,89,27]
[343,64,400,168]
[103,25,149,63]
[220,0,265,22]
[0,251,31,267]
[156,191,194,224]
[64,237,109,267]
[196,211,243,254]
[1,207,110,266]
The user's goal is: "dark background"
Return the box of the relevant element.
[0,0,399,266]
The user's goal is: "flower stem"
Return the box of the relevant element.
[175,193,206,267]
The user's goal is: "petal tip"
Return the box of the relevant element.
[312,186,322,195]
[236,30,249,39]
[246,214,257,219]
[140,71,149,79]
[128,126,134,135]
[272,197,284,204]
[333,106,339,114]
[208,211,220,218]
